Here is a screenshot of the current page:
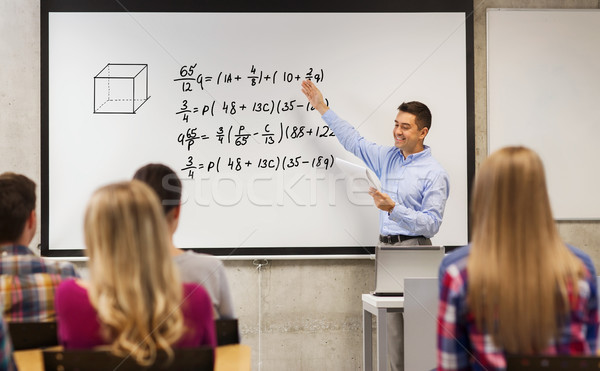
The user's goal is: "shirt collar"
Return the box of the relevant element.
[0,245,35,257]
[401,145,431,161]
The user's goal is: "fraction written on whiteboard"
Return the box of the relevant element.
[175,97,330,121]
[174,64,325,91]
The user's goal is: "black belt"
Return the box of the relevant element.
[379,234,425,244]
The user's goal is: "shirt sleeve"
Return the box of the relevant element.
[570,247,600,352]
[186,284,218,348]
[437,265,471,371]
[216,263,236,320]
[0,316,15,371]
[388,169,449,237]
[321,109,387,175]
[584,266,599,352]
[54,279,73,347]
[58,261,81,279]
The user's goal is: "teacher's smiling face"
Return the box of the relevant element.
[393,111,428,158]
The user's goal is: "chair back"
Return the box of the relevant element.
[507,354,600,370]
[216,318,240,346]
[8,321,59,350]
[42,347,214,371]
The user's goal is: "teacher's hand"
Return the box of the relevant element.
[368,187,395,213]
[301,80,329,115]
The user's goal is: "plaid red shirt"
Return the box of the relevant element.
[0,245,79,322]
[0,315,15,370]
[437,244,599,371]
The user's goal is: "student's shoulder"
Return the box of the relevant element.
[183,282,211,299]
[566,244,596,277]
[182,283,213,309]
[0,251,78,277]
[53,260,80,276]
[30,258,81,281]
[18,252,80,276]
[567,243,592,260]
[55,279,95,322]
[57,278,85,292]
[56,278,88,305]
[439,245,471,276]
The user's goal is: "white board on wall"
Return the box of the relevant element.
[487,9,600,219]
[45,12,469,254]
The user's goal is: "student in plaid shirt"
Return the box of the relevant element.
[437,147,598,370]
[0,172,79,322]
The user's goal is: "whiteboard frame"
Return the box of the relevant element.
[40,0,475,257]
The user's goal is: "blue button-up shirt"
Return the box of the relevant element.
[322,109,449,238]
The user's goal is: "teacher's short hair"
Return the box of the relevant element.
[398,101,432,130]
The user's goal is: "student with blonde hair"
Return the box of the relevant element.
[437,146,598,370]
[55,181,216,366]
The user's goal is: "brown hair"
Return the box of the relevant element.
[0,172,36,243]
[398,101,432,130]
[467,146,583,353]
[133,163,182,215]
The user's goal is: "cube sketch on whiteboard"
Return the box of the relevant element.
[93,63,150,114]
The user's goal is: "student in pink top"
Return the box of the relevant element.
[55,181,216,367]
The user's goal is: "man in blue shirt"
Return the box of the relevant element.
[302,80,449,371]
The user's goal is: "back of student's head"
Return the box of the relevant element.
[0,172,36,243]
[133,163,181,216]
[84,180,183,365]
[467,146,583,354]
[471,146,555,244]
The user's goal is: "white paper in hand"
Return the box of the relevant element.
[334,157,381,191]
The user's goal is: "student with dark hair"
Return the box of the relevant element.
[437,147,598,370]
[134,163,235,319]
[0,172,78,322]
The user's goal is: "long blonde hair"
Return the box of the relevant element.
[84,180,184,365]
[467,146,583,353]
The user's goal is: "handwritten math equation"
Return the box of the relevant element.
[180,154,335,178]
[172,63,333,179]
[175,98,330,122]
[174,64,324,91]
[177,123,335,150]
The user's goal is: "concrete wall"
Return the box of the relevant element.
[1,1,599,370]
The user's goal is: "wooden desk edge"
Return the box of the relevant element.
[216,344,251,371]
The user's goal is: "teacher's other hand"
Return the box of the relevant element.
[368,187,395,213]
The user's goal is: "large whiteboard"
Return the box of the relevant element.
[487,9,600,219]
[43,10,470,255]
